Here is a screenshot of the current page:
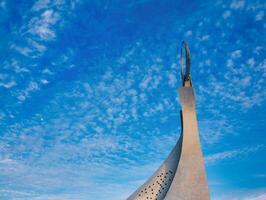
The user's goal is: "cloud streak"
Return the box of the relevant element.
[205,145,265,165]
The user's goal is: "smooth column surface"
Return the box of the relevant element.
[164,84,210,200]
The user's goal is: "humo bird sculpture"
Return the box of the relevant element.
[127,41,210,200]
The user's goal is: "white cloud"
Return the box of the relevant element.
[17,95,26,102]
[32,0,51,11]
[0,158,14,164]
[238,76,252,87]
[222,10,231,19]
[200,35,210,41]
[198,56,266,111]
[167,73,177,88]
[0,81,16,89]
[230,0,245,10]
[185,30,192,36]
[243,194,266,200]
[231,50,242,59]
[140,75,152,90]
[227,58,234,67]
[9,60,29,73]
[255,11,264,21]
[215,190,266,200]
[11,39,47,58]
[42,68,53,75]
[247,58,255,67]
[10,45,32,57]
[15,82,39,102]
[10,0,79,59]
[205,145,264,164]
[254,46,263,55]
[28,9,60,40]
[27,38,47,53]
[198,115,233,144]
[41,79,49,84]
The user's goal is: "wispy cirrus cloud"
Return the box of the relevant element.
[214,189,266,200]
[0,0,82,111]
[243,194,266,200]
[11,0,80,56]
[205,145,265,165]
[0,0,265,199]
[0,41,181,199]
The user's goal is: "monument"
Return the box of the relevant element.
[127,41,210,200]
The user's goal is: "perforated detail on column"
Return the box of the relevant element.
[127,137,182,200]
[135,170,175,200]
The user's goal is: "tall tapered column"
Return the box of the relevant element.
[164,80,210,200]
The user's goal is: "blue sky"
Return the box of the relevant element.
[0,0,265,199]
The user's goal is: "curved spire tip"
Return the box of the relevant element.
[179,41,191,86]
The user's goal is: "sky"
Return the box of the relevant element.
[0,0,265,199]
